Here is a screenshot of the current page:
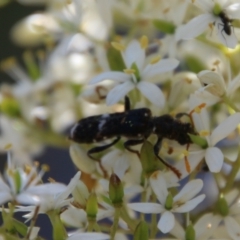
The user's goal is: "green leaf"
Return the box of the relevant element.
[185,55,206,73]
[188,134,208,149]
[153,19,176,34]
[133,221,149,240]
[107,45,125,71]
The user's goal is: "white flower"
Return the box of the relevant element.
[15,171,81,219]
[170,213,219,240]
[67,231,109,240]
[90,37,179,108]
[196,68,240,108]
[0,151,68,206]
[211,189,240,240]
[189,95,240,172]
[178,0,240,48]
[128,172,205,233]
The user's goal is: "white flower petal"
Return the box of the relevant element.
[194,213,219,239]
[90,71,130,84]
[169,218,185,239]
[197,70,226,96]
[128,203,164,214]
[226,3,240,18]
[142,58,179,79]
[228,72,240,95]
[174,194,205,213]
[106,81,135,105]
[150,172,168,205]
[113,153,130,180]
[193,0,214,12]
[210,113,240,145]
[123,40,145,70]
[137,81,165,108]
[158,211,175,233]
[173,179,203,202]
[68,232,110,240]
[178,14,214,40]
[205,147,224,172]
[224,216,240,240]
[0,192,12,205]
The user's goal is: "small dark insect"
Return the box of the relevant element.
[218,11,233,36]
[69,97,196,178]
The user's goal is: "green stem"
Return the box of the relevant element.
[48,211,67,240]
[87,220,95,232]
[223,95,239,112]
[150,194,158,238]
[120,207,137,231]
[110,207,121,240]
[222,148,240,193]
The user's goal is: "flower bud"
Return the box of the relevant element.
[86,193,98,219]
[72,180,89,207]
[0,97,21,117]
[109,173,124,206]
[188,134,208,149]
[217,194,229,216]
[133,221,149,240]
[140,141,161,176]
[185,223,195,240]
[165,192,173,210]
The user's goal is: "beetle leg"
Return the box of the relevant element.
[124,139,144,158]
[154,137,182,179]
[87,136,121,160]
[124,96,131,111]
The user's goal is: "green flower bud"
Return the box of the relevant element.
[217,194,229,216]
[131,62,141,82]
[185,223,195,240]
[109,173,124,206]
[213,3,222,16]
[48,210,67,240]
[153,19,176,34]
[0,97,21,117]
[133,220,149,240]
[188,134,208,149]
[165,192,173,210]
[86,193,98,219]
[140,141,161,176]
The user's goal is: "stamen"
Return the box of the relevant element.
[140,35,148,49]
[4,143,12,150]
[150,55,161,64]
[184,77,192,84]
[123,68,135,74]
[199,130,210,137]
[111,42,125,51]
[0,58,16,71]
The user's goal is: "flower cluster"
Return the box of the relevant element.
[1,0,240,239]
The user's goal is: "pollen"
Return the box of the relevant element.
[4,143,12,150]
[42,164,50,172]
[163,141,168,149]
[199,130,210,137]
[124,68,135,74]
[140,35,148,49]
[0,57,16,71]
[111,42,125,51]
[151,171,159,179]
[182,150,189,157]
[193,103,206,114]
[150,55,161,64]
[184,77,192,84]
